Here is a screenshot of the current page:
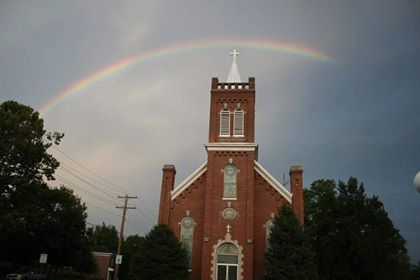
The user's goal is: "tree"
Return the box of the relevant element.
[0,183,94,269]
[132,224,189,280]
[87,223,119,253]
[304,179,338,280]
[305,177,411,280]
[264,205,318,280]
[0,101,94,271]
[38,186,92,268]
[409,262,420,280]
[0,100,63,191]
[0,100,62,264]
[120,235,144,280]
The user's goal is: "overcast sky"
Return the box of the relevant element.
[1,0,419,262]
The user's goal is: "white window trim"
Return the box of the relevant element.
[233,109,245,137]
[219,109,231,137]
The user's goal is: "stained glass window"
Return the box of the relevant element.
[223,164,237,199]
[180,216,194,267]
[266,219,274,249]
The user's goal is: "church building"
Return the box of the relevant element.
[158,50,304,280]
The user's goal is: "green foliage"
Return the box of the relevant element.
[74,235,97,273]
[0,101,93,272]
[39,187,90,267]
[120,235,144,280]
[87,223,119,253]
[0,100,63,190]
[264,205,318,280]
[132,224,189,280]
[409,262,420,280]
[305,177,411,280]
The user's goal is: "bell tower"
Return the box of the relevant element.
[201,50,259,280]
[208,49,256,144]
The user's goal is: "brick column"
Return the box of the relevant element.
[201,152,215,280]
[289,165,304,225]
[158,164,176,225]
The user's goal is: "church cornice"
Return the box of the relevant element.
[171,162,208,200]
[254,161,292,203]
[205,142,259,152]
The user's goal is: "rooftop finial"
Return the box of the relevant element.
[227,49,242,83]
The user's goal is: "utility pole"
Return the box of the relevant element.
[114,194,137,280]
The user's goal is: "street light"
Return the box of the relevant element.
[414,171,420,193]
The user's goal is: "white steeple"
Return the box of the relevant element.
[227,49,242,83]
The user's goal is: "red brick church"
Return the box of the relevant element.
[158,50,304,280]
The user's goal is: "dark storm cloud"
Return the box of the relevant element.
[1,0,419,261]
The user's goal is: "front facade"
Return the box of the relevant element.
[158,57,304,280]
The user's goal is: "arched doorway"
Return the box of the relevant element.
[216,243,239,280]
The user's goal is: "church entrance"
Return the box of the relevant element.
[216,243,239,280]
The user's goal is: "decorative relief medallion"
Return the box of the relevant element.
[222,207,237,220]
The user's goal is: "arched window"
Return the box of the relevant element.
[223,164,237,199]
[220,109,230,136]
[216,243,239,280]
[180,215,195,268]
[233,109,244,136]
[266,219,274,249]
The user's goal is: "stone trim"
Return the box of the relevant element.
[171,162,207,200]
[210,233,244,280]
[254,161,292,203]
[205,142,258,152]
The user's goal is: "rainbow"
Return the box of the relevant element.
[39,38,334,115]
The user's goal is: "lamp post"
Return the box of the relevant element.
[414,171,420,193]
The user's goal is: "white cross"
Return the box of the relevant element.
[230,49,239,64]
[226,224,232,233]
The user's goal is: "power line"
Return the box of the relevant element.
[54,176,155,233]
[133,207,156,227]
[59,162,119,196]
[129,211,153,228]
[55,175,117,206]
[83,200,138,234]
[134,200,157,224]
[126,215,149,233]
[52,146,135,195]
[59,165,116,200]
[48,180,138,235]
[86,222,130,239]
[52,145,157,224]
[127,212,153,229]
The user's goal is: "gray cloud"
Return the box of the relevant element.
[1,0,419,261]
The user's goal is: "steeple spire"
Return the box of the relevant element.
[227,49,242,83]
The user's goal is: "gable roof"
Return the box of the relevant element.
[170,160,292,203]
[254,160,292,203]
[171,162,207,200]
